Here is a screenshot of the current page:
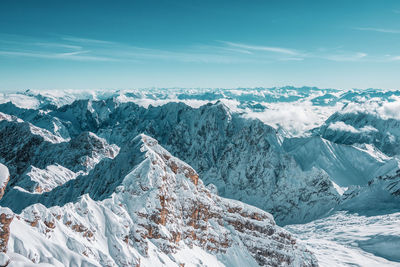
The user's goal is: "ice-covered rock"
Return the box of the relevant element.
[4,134,317,267]
[0,100,341,224]
[0,119,119,193]
[339,169,400,214]
[283,136,400,187]
[0,87,399,266]
[315,110,400,157]
[0,207,13,255]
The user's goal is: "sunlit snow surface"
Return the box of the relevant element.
[286,211,400,267]
[1,87,400,266]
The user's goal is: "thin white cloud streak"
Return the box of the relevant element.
[320,52,367,62]
[222,41,299,55]
[221,47,253,55]
[0,50,115,61]
[61,36,117,45]
[34,42,83,50]
[353,27,400,33]
[0,35,257,64]
[220,41,371,62]
[0,35,398,64]
[111,48,252,63]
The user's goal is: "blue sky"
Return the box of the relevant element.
[0,0,400,90]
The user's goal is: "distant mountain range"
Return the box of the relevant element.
[0,87,399,266]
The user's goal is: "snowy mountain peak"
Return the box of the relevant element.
[0,134,318,266]
[1,89,400,266]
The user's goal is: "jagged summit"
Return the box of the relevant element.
[1,89,400,266]
[0,113,120,203]
[315,110,400,156]
[0,134,318,266]
[2,95,397,225]
[283,136,399,187]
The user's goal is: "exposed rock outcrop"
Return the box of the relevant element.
[3,135,318,266]
[0,164,13,258]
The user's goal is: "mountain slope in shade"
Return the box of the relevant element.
[315,111,400,157]
[0,115,119,194]
[0,135,317,267]
[0,101,340,225]
[339,169,400,214]
[2,96,399,225]
[283,136,399,187]
[0,88,400,266]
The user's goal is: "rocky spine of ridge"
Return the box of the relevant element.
[340,169,400,207]
[315,111,400,157]
[3,135,318,267]
[282,136,399,187]
[0,100,341,224]
[0,164,12,267]
[0,116,119,193]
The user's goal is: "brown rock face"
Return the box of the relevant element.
[124,136,318,266]
[0,213,13,253]
[0,176,8,201]
[0,135,317,266]
[0,168,12,254]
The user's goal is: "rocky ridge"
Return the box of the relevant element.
[0,135,317,266]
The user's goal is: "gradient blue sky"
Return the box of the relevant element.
[0,0,400,90]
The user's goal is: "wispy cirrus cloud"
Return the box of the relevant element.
[219,41,370,62]
[34,42,83,50]
[221,41,299,55]
[320,52,368,62]
[353,27,400,34]
[0,34,253,64]
[61,36,116,45]
[0,34,397,64]
[0,50,115,61]
[218,41,371,62]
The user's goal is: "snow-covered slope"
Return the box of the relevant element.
[0,116,119,193]
[1,87,400,266]
[0,99,341,224]
[286,170,400,266]
[283,136,399,187]
[314,101,400,157]
[3,91,399,224]
[2,87,400,137]
[0,135,318,267]
[339,169,400,214]
[286,211,400,267]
